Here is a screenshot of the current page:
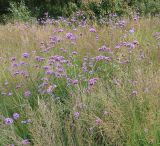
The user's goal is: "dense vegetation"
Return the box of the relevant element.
[0,0,160,146]
[0,0,160,23]
[0,16,160,145]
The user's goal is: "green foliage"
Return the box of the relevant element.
[0,0,160,22]
[7,1,32,22]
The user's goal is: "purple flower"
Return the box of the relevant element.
[95,56,104,61]
[72,79,78,85]
[89,28,96,32]
[13,113,20,120]
[45,70,53,75]
[24,91,31,97]
[8,92,12,96]
[47,85,57,93]
[131,90,138,96]
[4,118,13,125]
[88,78,98,86]
[98,45,111,52]
[11,57,16,61]
[129,28,134,34]
[72,51,78,55]
[66,33,76,41]
[43,66,51,70]
[95,117,102,125]
[104,56,111,61]
[74,112,80,119]
[22,53,29,58]
[22,139,30,145]
[115,45,121,49]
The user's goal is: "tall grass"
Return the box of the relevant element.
[0,17,160,146]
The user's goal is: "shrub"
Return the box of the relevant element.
[8,1,32,22]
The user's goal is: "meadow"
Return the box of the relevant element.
[0,16,160,146]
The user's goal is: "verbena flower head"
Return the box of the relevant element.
[95,117,102,125]
[66,32,76,41]
[129,28,134,34]
[4,118,13,125]
[95,56,104,61]
[98,45,111,52]
[22,53,29,58]
[74,112,80,119]
[24,91,31,97]
[8,92,12,96]
[89,28,96,32]
[22,139,30,145]
[11,57,16,61]
[13,113,20,120]
[47,84,57,93]
[72,79,78,85]
[88,78,98,86]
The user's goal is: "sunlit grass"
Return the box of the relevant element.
[0,17,160,146]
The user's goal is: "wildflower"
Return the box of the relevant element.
[4,118,13,125]
[11,57,16,61]
[43,66,51,70]
[13,113,20,120]
[22,139,30,145]
[72,79,78,85]
[24,91,31,97]
[74,112,80,119]
[72,51,78,55]
[22,53,29,58]
[95,117,102,125]
[47,85,57,93]
[95,56,104,61]
[129,28,134,34]
[88,78,98,86]
[19,61,25,66]
[131,90,138,96]
[8,92,12,96]
[12,63,18,67]
[59,48,67,53]
[66,33,76,41]
[89,28,96,32]
[115,45,121,49]
[98,45,111,52]
[96,35,99,40]
[133,40,139,45]
[45,70,53,75]
[35,56,45,62]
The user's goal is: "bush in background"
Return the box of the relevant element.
[0,0,160,23]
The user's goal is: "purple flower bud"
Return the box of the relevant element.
[8,92,12,96]
[13,113,20,120]
[24,91,31,97]
[22,139,30,145]
[95,56,104,61]
[95,117,102,125]
[22,53,29,58]
[4,118,13,125]
[129,28,134,34]
[72,80,78,85]
[88,78,98,86]
[74,112,80,119]
[47,85,57,93]
[89,28,96,32]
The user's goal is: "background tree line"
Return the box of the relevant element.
[0,0,159,22]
